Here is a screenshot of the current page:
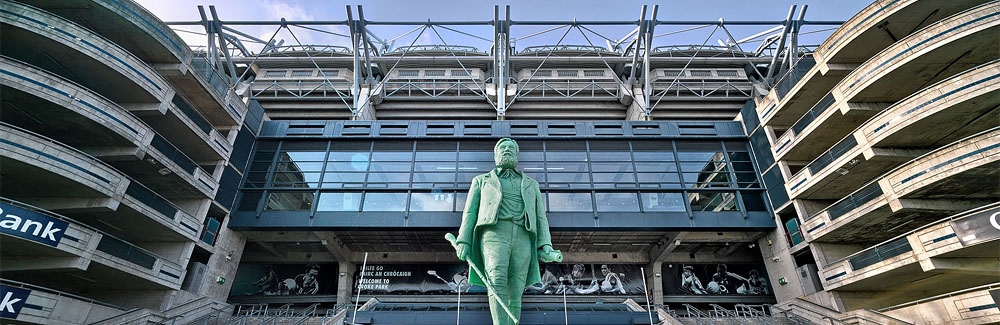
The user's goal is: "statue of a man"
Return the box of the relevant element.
[455,138,562,325]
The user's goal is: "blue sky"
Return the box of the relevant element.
[135,0,873,54]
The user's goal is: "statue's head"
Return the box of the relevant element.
[494,138,519,169]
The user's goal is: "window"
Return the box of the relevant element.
[409,192,455,211]
[362,193,408,211]
[317,192,362,211]
[291,70,314,77]
[265,192,314,211]
[640,192,685,212]
[688,191,737,212]
[425,70,446,77]
[547,192,593,212]
[583,70,605,77]
[595,192,639,212]
[264,70,286,77]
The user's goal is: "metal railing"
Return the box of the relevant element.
[250,80,353,100]
[516,80,621,99]
[520,45,612,55]
[651,80,752,99]
[382,79,487,99]
[390,45,484,55]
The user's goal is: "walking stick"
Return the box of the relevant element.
[444,233,519,325]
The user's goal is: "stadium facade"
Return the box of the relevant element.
[0,0,996,324]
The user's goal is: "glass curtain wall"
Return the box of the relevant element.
[238,139,763,214]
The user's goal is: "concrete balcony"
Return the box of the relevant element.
[784,60,1000,200]
[801,128,1000,243]
[111,133,219,199]
[882,283,1000,324]
[755,60,852,128]
[0,199,101,272]
[18,0,191,65]
[0,279,125,324]
[158,57,249,128]
[818,204,1000,294]
[0,56,155,153]
[0,124,130,206]
[835,2,1000,103]
[0,199,188,290]
[0,1,174,104]
[132,94,233,163]
[0,56,229,168]
[813,0,987,69]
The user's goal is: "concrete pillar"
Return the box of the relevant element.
[645,261,663,307]
[337,262,357,306]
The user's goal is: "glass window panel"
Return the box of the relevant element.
[409,192,455,211]
[412,173,456,183]
[265,191,314,211]
[362,192,408,211]
[680,162,727,173]
[250,162,272,172]
[547,173,591,183]
[457,172,480,184]
[519,151,544,161]
[640,192,685,212]
[326,162,369,172]
[456,192,469,212]
[459,151,494,161]
[735,172,761,188]
[414,161,457,172]
[634,162,677,172]
[547,192,593,212]
[371,151,413,162]
[688,191,738,212]
[589,151,631,161]
[316,192,362,211]
[524,172,545,183]
[416,151,457,161]
[252,151,275,163]
[591,162,633,172]
[741,191,767,211]
[730,161,755,173]
[367,173,410,183]
[595,192,639,212]
[457,162,495,173]
[633,152,674,161]
[257,142,279,150]
[237,191,263,211]
[519,162,545,172]
[545,151,587,161]
[593,173,635,183]
[281,142,328,151]
[675,141,722,152]
[637,173,680,183]
[329,151,370,162]
[276,161,324,172]
[683,172,731,188]
[546,162,588,172]
[369,162,412,172]
[271,172,321,188]
[247,171,268,183]
[322,173,366,183]
[281,151,327,162]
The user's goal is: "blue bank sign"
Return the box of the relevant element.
[0,285,30,319]
[0,202,68,247]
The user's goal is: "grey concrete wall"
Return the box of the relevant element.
[200,217,247,301]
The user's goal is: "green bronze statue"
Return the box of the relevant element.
[451,138,562,325]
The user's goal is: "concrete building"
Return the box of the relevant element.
[0,0,996,324]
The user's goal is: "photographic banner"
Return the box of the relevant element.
[355,263,646,295]
[662,263,771,295]
[231,263,338,296]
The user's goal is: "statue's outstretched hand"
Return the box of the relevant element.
[456,242,471,261]
[538,246,563,263]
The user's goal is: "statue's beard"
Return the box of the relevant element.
[495,153,518,169]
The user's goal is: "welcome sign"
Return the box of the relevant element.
[0,202,67,247]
